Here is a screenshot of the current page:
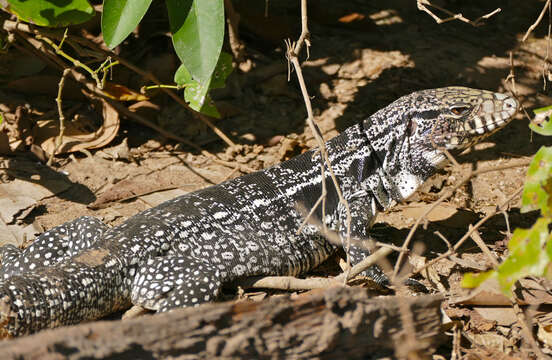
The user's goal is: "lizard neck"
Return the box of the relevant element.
[359,105,430,207]
[286,122,411,215]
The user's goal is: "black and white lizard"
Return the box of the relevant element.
[0,87,518,337]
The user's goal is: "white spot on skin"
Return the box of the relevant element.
[396,171,423,199]
[213,212,227,219]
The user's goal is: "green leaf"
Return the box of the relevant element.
[177,73,218,118]
[463,218,552,294]
[174,62,193,84]
[521,146,552,216]
[6,0,95,27]
[531,106,552,136]
[496,218,552,293]
[101,0,153,49]
[175,64,219,117]
[167,0,224,84]
[461,269,494,288]
[174,52,232,118]
[183,80,220,117]
[210,52,233,89]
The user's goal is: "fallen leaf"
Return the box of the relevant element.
[0,177,70,224]
[33,98,119,155]
[451,277,552,306]
[471,332,514,353]
[537,323,552,346]
[101,82,149,102]
[473,306,517,326]
[338,12,366,23]
[97,138,131,161]
[450,277,511,306]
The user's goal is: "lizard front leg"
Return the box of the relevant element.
[336,192,390,285]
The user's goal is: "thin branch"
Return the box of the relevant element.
[47,68,71,166]
[409,185,523,279]
[286,0,353,271]
[239,275,339,291]
[239,247,392,292]
[224,0,245,63]
[467,225,499,267]
[522,0,551,42]
[417,0,500,26]
[393,160,530,281]
[544,0,552,90]
[335,247,393,282]
[512,300,547,359]
[3,20,237,149]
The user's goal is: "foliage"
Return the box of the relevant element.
[101,0,153,48]
[2,0,231,117]
[462,110,552,294]
[4,0,94,27]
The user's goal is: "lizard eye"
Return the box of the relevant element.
[450,106,470,116]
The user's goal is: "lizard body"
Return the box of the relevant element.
[0,87,518,337]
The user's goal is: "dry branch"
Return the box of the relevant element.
[0,288,444,359]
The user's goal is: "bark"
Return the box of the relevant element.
[0,287,444,359]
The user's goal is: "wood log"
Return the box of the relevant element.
[0,287,444,359]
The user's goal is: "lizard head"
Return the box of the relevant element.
[363,86,518,204]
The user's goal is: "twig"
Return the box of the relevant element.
[4,20,236,149]
[104,94,252,172]
[114,55,236,148]
[467,225,499,267]
[35,29,105,89]
[287,0,353,271]
[47,68,71,166]
[506,51,533,127]
[512,300,547,359]
[544,1,551,90]
[409,185,523,279]
[522,0,551,42]
[392,160,531,281]
[501,209,511,236]
[240,247,392,292]
[224,0,245,63]
[335,247,393,282]
[241,275,339,291]
[416,0,500,26]
[451,324,461,360]
[433,231,452,251]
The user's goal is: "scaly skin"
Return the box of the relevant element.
[0,87,518,337]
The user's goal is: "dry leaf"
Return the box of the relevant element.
[537,323,552,347]
[471,332,514,353]
[33,98,119,155]
[101,82,149,102]
[473,307,517,326]
[451,277,552,306]
[450,278,511,306]
[338,12,366,23]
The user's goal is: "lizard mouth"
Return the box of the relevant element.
[441,95,519,149]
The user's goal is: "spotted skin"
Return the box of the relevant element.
[0,87,518,337]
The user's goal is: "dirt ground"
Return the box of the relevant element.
[1,0,552,357]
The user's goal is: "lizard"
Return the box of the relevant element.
[0,87,519,337]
